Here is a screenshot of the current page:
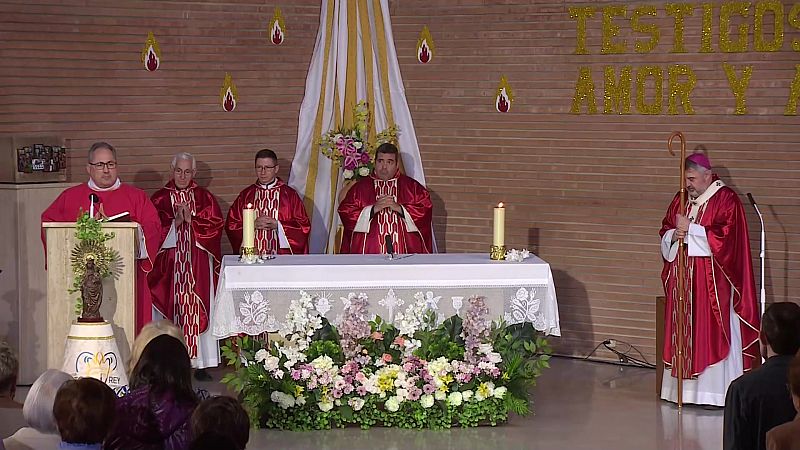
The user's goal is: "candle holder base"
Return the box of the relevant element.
[489,245,506,260]
[240,246,259,264]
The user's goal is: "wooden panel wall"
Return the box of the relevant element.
[2,0,798,363]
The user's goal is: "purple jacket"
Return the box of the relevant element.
[104,386,197,450]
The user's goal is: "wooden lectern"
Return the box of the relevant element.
[43,222,139,370]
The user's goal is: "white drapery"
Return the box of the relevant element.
[288,0,429,254]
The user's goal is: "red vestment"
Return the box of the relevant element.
[338,173,433,254]
[225,179,310,255]
[659,181,761,379]
[41,182,161,334]
[148,181,223,358]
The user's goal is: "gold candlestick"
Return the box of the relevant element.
[240,246,258,264]
[490,245,506,260]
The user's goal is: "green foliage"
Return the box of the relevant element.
[221,314,551,431]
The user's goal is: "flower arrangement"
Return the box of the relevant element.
[504,248,532,262]
[221,291,551,430]
[69,211,119,314]
[319,101,398,180]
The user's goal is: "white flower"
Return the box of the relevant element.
[254,349,268,363]
[348,397,365,411]
[420,394,434,408]
[396,388,409,401]
[263,355,280,372]
[353,141,363,149]
[343,169,354,179]
[271,391,295,409]
[493,386,507,399]
[462,390,473,402]
[434,389,446,401]
[295,395,306,406]
[318,400,334,412]
[311,355,335,372]
[273,369,284,379]
[385,396,401,412]
[358,167,370,177]
[448,391,463,407]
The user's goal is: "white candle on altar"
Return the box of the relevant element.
[243,203,255,249]
[493,202,505,247]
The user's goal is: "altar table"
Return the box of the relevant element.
[211,253,560,339]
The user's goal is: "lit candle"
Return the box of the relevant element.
[493,202,505,247]
[243,203,255,249]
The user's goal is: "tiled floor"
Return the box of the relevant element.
[1,357,724,449]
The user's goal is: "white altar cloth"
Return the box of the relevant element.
[212,253,560,339]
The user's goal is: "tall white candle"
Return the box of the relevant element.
[243,203,255,249]
[493,202,505,247]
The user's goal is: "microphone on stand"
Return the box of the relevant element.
[746,193,766,320]
[385,234,395,260]
[89,193,100,218]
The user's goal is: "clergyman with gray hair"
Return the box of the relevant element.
[658,152,761,407]
[148,152,224,381]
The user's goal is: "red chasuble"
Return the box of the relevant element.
[148,181,223,358]
[659,180,761,379]
[41,182,161,334]
[225,179,310,255]
[338,173,433,254]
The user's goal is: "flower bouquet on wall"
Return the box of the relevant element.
[221,292,551,430]
[319,101,398,181]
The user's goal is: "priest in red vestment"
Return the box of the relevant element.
[659,153,761,407]
[148,152,223,376]
[338,143,433,254]
[41,142,161,334]
[225,149,310,255]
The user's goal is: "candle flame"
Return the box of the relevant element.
[497,202,504,208]
[246,203,253,208]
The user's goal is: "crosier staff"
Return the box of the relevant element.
[667,131,687,409]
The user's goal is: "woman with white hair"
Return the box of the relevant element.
[3,369,72,450]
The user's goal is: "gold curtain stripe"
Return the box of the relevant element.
[372,0,404,173]
[358,0,377,141]
[303,0,336,217]
[373,0,394,125]
[343,0,358,129]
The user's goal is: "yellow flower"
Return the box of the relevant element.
[295,385,304,397]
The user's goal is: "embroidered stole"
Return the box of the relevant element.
[170,188,200,358]
[374,178,400,253]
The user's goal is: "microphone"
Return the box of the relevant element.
[746,192,756,207]
[89,193,100,218]
[384,234,395,259]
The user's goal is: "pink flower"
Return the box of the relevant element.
[356,386,368,396]
[423,384,436,395]
[360,152,370,164]
[393,336,406,346]
[343,384,354,394]
[291,369,302,381]
[332,388,343,399]
[407,388,422,401]
[382,353,393,363]
[355,372,367,383]
[371,331,384,340]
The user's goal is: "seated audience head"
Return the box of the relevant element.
[86,142,118,189]
[188,432,239,450]
[128,319,186,375]
[254,148,279,186]
[53,377,116,445]
[191,396,250,450]
[130,334,195,403]
[0,341,19,401]
[760,302,800,357]
[374,143,399,181]
[23,369,73,433]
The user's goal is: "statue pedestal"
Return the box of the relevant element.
[62,321,129,396]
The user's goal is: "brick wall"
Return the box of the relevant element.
[2,0,798,363]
